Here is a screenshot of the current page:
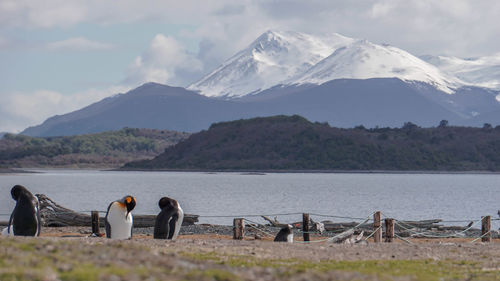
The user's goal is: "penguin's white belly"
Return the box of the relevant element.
[287,233,293,243]
[107,205,133,239]
[172,207,184,240]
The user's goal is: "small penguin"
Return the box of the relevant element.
[3,185,41,236]
[274,224,293,243]
[105,195,136,239]
[154,197,184,240]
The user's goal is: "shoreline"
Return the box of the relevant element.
[0,168,37,174]
[116,167,500,175]
[4,166,500,175]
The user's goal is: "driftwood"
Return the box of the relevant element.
[35,194,198,228]
[260,217,488,239]
[261,216,288,227]
[329,229,355,243]
[343,231,366,244]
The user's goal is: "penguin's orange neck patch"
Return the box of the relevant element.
[117,202,126,208]
[126,197,132,204]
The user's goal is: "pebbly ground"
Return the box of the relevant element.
[1,226,499,280]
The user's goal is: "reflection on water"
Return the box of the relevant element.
[0,170,499,227]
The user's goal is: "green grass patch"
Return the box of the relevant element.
[59,263,128,281]
[180,251,499,281]
[183,269,241,281]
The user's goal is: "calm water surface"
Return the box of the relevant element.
[0,170,499,227]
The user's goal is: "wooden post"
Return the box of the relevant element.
[233,218,244,240]
[91,211,100,235]
[373,211,382,243]
[385,218,394,243]
[303,213,310,242]
[481,216,491,242]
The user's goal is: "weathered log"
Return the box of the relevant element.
[330,229,355,243]
[35,194,198,228]
[343,231,365,244]
[261,215,288,227]
[321,221,373,231]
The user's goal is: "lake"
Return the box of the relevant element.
[1,170,499,228]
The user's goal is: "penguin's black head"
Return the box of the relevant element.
[120,195,136,213]
[11,185,29,201]
[158,197,177,210]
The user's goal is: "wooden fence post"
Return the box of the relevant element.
[91,211,100,235]
[303,213,310,242]
[481,216,491,242]
[233,218,245,240]
[374,211,382,243]
[385,218,394,243]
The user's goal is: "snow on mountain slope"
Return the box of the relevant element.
[422,54,500,90]
[290,40,463,94]
[188,30,354,98]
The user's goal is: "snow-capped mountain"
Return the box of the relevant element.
[289,40,463,94]
[422,54,500,90]
[189,30,470,98]
[188,30,354,98]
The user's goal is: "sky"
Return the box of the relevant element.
[1,0,499,133]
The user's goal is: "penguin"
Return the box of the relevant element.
[3,185,41,236]
[105,195,136,239]
[154,197,184,240]
[274,224,293,243]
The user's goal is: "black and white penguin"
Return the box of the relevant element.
[105,195,136,239]
[2,185,41,236]
[274,224,293,243]
[154,197,184,240]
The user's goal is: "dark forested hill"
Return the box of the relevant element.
[123,115,500,171]
[0,128,189,168]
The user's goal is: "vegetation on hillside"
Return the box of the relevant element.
[124,115,500,171]
[0,128,189,168]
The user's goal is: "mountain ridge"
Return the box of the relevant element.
[20,30,500,136]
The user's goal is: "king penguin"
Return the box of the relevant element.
[153,197,184,240]
[105,195,136,239]
[3,185,41,236]
[274,224,293,243]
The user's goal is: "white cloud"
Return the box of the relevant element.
[2,1,500,56]
[124,34,203,87]
[0,85,129,133]
[46,37,114,51]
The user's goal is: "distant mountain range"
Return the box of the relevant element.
[21,30,500,137]
[421,53,500,90]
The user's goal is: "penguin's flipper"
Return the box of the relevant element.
[167,213,178,239]
[7,207,14,235]
[35,198,41,237]
[130,214,133,239]
[154,215,169,239]
[104,202,113,238]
